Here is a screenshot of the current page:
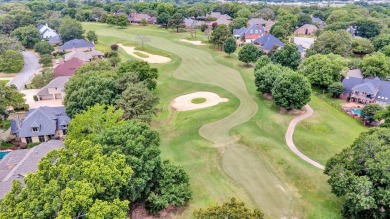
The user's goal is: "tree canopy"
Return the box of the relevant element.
[168,12,184,33]
[238,43,261,66]
[360,52,390,79]
[360,104,383,123]
[355,19,382,39]
[308,30,352,57]
[324,128,390,218]
[223,37,237,56]
[210,24,231,49]
[58,18,84,42]
[0,81,26,120]
[11,25,41,48]
[118,60,159,90]
[271,43,301,70]
[352,38,375,55]
[0,50,24,73]
[255,63,294,94]
[34,41,54,55]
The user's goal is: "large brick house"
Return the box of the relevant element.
[233,25,266,43]
[294,24,318,36]
[342,77,390,106]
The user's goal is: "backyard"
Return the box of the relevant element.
[83,23,367,218]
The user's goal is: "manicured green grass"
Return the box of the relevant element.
[133,51,149,58]
[83,23,367,218]
[191,98,206,104]
[0,120,11,131]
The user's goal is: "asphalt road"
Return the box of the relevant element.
[8,51,41,90]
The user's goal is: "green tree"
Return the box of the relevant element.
[254,55,271,72]
[270,24,289,40]
[324,128,390,218]
[255,63,294,94]
[272,73,311,110]
[373,34,390,51]
[34,41,54,55]
[223,37,236,56]
[378,105,390,128]
[238,43,261,66]
[86,30,98,43]
[194,197,265,219]
[168,13,184,33]
[0,35,23,53]
[355,19,381,39]
[360,104,383,123]
[106,15,116,26]
[118,60,159,90]
[65,71,119,118]
[236,8,252,19]
[210,24,231,49]
[231,17,247,30]
[31,68,54,88]
[271,43,301,70]
[116,14,128,28]
[328,82,344,98]
[38,54,52,67]
[141,18,148,26]
[157,12,170,28]
[156,3,175,16]
[381,45,390,57]
[352,38,375,55]
[0,140,132,219]
[11,25,41,48]
[0,50,24,73]
[308,30,353,57]
[0,81,25,120]
[116,84,159,122]
[360,52,390,79]
[58,18,84,42]
[298,14,312,26]
[299,53,348,87]
[258,8,275,20]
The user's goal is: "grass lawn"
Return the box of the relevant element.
[0,120,11,131]
[133,51,149,58]
[191,98,206,104]
[84,23,367,218]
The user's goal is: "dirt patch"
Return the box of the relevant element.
[171,91,229,111]
[117,43,171,64]
[180,39,205,45]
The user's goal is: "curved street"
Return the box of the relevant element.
[8,51,41,90]
[285,105,325,170]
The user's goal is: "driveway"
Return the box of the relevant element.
[8,51,41,90]
[293,37,315,49]
[20,89,64,109]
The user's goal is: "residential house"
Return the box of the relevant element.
[129,12,155,24]
[342,77,390,106]
[184,18,206,28]
[64,50,104,62]
[311,16,325,28]
[37,23,58,39]
[294,24,318,36]
[215,14,232,26]
[233,25,266,43]
[48,35,62,45]
[0,140,64,198]
[247,18,274,32]
[54,57,84,77]
[36,76,70,101]
[253,34,284,53]
[11,107,71,144]
[59,39,94,52]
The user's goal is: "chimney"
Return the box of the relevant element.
[376,84,380,91]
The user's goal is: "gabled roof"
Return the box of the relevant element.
[13,107,70,138]
[54,58,84,77]
[64,50,103,62]
[49,35,62,45]
[215,15,231,26]
[253,34,284,51]
[130,12,150,22]
[296,24,318,31]
[36,76,70,96]
[342,77,390,104]
[59,39,94,51]
[233,27,246,36]
[247,18,267,26]
[0,140,64,198]
[352,83,378,94]
[244,25,265,35]
[37,24,44,31]
[312,17,325,26]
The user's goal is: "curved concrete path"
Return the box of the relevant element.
[285,105,325,170]
[97,28,293,218]
[8,51,41,90]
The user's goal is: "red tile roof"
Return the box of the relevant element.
[54,57,84,77]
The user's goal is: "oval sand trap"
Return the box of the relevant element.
[180,39,205,46]
[117,43,171,64]
[171,92,228,111]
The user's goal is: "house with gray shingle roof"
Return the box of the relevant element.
[11,107,70,144]
[311,16,325,28]
[48,35,62,45]
[0,140,63,198]
[253,34,284,53]
[233,25,266,43]
[342,77,390,106]
[36,76,70,101]
[59,39,94,52]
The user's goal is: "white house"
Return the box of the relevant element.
[37,24,59,39]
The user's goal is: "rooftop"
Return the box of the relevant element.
[36,76,70,96]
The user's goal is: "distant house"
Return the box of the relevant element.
[247,18,274,31]
[184,18,206,28]
[64,50,104,62]
[233,25,266,43]
[215,14,232,26]
[311,16,325,28]
[48,35,62,45]
[0,140,64,198]
[54,57,84,77]
[253,34,284,53]
[59,39,94,52]
[129,12,155,24]
[36,76,70,101]
[11,107,71,144]
[342,77,390,106]
[37,23,58,39]
[294,24,318,36]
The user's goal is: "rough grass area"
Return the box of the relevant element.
[191,98,206,104]
[83,23,367,218]
[134,51,149,58]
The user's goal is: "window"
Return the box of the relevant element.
[38,135,45,143]
[63,129,67,135]
[62,124,68,129]
[25,137,32,144]
[32,127,39,132]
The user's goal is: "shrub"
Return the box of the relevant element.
[39,54,52,67]
[33,95,38,101]
[0,50,24,73]
[328,82,344,98]
[111,44,119,51]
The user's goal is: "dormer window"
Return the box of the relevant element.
[32,127,40,132]
[62,124,68,129]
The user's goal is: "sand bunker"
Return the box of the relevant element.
[180,39,205,45]
[117,43,171,64]
[171,92,228,111]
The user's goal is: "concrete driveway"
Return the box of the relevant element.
[8,51,41,90]
[293,37,315,49]
[20,89,64,109]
